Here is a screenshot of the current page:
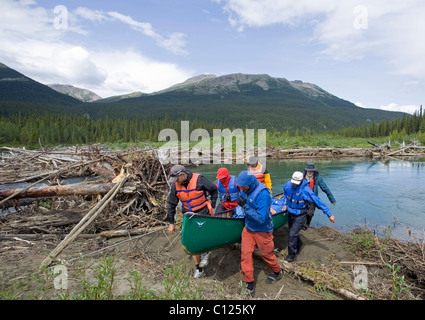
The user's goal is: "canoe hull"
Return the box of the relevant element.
[181,211,287,255]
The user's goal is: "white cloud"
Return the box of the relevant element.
[356,102,421,115]
[74,8,188,55]
[376,103,420,115]
[219,0,336,30]
[88,50,193,97]
[0,0,192,97]
[217,0,425,79]
[355,102,366,108]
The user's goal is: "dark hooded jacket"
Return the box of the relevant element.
[237,170,272,232]
[303,169,336,204]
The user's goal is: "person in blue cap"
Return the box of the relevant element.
[236,170,282,297]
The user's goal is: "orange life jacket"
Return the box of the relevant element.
[248,163,265,183]
[175,173,208,212]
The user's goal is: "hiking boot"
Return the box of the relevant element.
[199,252,211,268]
[284,255,296,263]
[266,270,283,284]
[245,282,255,297]
[194,269,205,279]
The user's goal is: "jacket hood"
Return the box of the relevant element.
[217,167,231,186]
[237,170,259,193]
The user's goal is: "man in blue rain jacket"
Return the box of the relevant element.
[237,170,282,297]
[283,171,336,262]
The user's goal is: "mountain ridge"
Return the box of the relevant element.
[47,84,102,102]
[0,62,405,133]
[0,62,81,106]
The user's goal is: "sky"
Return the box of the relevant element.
[1,0,424,114]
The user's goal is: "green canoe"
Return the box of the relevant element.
[181,198,287,255]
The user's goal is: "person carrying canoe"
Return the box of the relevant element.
[215,167,243,218]
[236,170,282,297]
[302,163,336,230]
[247,156,272,193]
[283,171,336,262]
[167,164,218,278]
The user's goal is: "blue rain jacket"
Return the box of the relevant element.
[283,180,332,217]
[237,170,273,232]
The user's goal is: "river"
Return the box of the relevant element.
[190,157,425,241]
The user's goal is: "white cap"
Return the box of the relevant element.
[291,171,304,185]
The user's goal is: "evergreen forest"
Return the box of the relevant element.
[1,105,424,149]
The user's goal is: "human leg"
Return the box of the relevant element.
[192,254,201,265]
[199,252,211,267]
[287,213,307,261]
[241,227,256,283]
[192,254,205,278]
[254,231,282,284]
[304,203,315,229]
[255,231,281,274]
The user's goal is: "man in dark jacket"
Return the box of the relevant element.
[303,163,336,229]
[236,170,282,297]
[167,165,218,278]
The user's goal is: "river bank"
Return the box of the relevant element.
[1,222,424,300]
[1,145,424,300]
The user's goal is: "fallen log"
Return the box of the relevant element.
[0,246,31,253]
[99,226,166,239]
[280,260,366,300]
[0,181,137,200]
[39,175,128,269]
[0,234,98,241]
[243,243,366,300]
[10,159,101,184]
[6,213,83,232]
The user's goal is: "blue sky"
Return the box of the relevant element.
[1,0,424,114]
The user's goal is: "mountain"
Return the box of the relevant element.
[157,74,217,93]
[48,84,102,102]
[0,63,81,107]
[0,63,406,133]
[96,91,147,103]
[83,73,404,132]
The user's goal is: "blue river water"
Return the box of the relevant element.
[191,157,425,241]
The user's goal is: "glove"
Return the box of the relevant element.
[236,196,246,207]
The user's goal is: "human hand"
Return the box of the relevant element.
[236,196,246,207]
[328,215,335,223]
[168,223,175,234]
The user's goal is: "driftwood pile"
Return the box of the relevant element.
[267,140,425,159]
[0,146,172,249]
[376,235,425,296]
